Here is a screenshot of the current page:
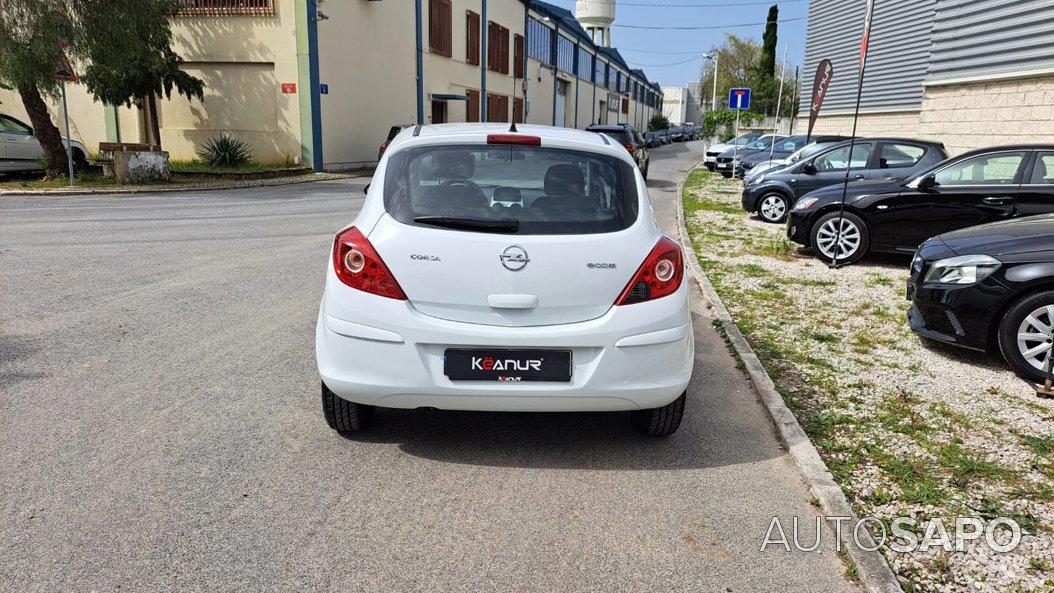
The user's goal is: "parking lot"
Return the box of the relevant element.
[0,142,863,592]
[683,169,1054,591]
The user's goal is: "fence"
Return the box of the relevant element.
[176,0,274,16]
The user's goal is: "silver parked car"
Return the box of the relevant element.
[0,113,87,173]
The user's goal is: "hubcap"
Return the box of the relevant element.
[1016,304,1054,372]
[760,195,786,221]
[815,217,861,260]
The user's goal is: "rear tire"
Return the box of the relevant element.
[321,382,374,435]
[997,291,1054,384]
[809,211,869,266]
[632,392,686,436]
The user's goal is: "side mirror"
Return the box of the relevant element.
[918,174,936,192]
[801,162,817,175]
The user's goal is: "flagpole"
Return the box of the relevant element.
[831,0,876,268]
[769,45,788,161]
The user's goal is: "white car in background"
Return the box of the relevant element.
[316,123,693,436]
[0,113,87,173]
[703,131,763,171]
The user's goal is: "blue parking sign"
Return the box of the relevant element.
[728,87,751,110]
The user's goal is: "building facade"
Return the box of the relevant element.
[0,0,662,170]
[801,0,1054,155]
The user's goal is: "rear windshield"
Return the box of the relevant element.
[383,144,639,235]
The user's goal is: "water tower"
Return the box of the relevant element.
[576,0,615,47]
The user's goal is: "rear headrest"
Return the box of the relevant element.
[543,164,585,197]
[431,151,475,179]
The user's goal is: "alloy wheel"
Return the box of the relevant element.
[815,217,861,260]
[759,195,787,222]
[1016,305,1054,372]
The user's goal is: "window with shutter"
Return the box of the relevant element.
[466,11,480,66]
[429,0,452,58]
[513,34,524,78]
[487,22,509,75]
[466,89,480,122]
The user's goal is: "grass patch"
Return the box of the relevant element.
[169,159,302,173]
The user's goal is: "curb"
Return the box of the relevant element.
[672,163,904,593]
[0,173,370,197]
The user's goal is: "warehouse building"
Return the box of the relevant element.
[802,0,1054,155]
[0,0,662,170]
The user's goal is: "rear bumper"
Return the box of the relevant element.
[316,281,694,412]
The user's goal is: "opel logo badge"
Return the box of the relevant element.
[500,245,529,271]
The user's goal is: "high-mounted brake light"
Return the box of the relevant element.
[332,226,407,300]
[615,236,684,306]
[487,134,541,146]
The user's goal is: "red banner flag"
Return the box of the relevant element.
[806,59,834,142]
[859,0,876,66]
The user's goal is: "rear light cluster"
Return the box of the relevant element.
[332,227,407,300]
[624,143,634,153]
[615,236,684,306]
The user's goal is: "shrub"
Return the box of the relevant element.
[648,114,671,132]
[197,134,252,168]
[702,110,764,141]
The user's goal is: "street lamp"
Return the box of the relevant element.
[702,53,718,112]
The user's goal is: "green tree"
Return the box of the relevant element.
[759,5,778,79]
[648,113,670,132]
[0,0,75,178]
[77,0,203,147]
[698,32,797,120]
[0,0,202,179]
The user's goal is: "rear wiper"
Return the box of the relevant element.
[412,216,519,234]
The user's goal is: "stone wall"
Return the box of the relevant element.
[918,76,1054,156]
[807,109,924,139]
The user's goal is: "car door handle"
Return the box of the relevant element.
[854,173,864,180]
[983,196,1015,205]
[877,205,889,210]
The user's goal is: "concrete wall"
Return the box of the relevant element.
[918,75,1054,156]
[0,83,109,156]
[164,0,302,163]
[317,1,415,168]
[809,73,1054,157]
[807,109,924,139]
[661,86,687,124]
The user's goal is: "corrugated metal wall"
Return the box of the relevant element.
[799,0,935,114]
[928,0,1054,82]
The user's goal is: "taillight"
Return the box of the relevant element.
[380,141,388,151]
[332,226,407,300]
[615,236,684,306]
[625,143,634,153]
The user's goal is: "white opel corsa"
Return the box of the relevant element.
[315,123,693,436]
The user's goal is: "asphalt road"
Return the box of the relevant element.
[1,142,856,592]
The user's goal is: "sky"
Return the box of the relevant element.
[545,0,810,88]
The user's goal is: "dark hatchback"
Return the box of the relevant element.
[908,214,1054,383]
[787,145,1054,265]
[743,138,946,224]
[739,135,850,179]
[586,124,650,178]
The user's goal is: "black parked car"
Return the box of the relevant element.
[908,213,1054,383]
[379,124,413,160]
[643,131,661,148]
[739,135,850,179]
[744,137,947,224]
[786,145,1054,265]
[586,124,650,178]
[714,134,787,178]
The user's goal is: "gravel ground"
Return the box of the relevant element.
[684,169,1054,592]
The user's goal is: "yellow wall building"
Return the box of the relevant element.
[0,0,662,171]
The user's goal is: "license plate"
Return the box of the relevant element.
[717,163,729,168]
[444,349,572,382]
